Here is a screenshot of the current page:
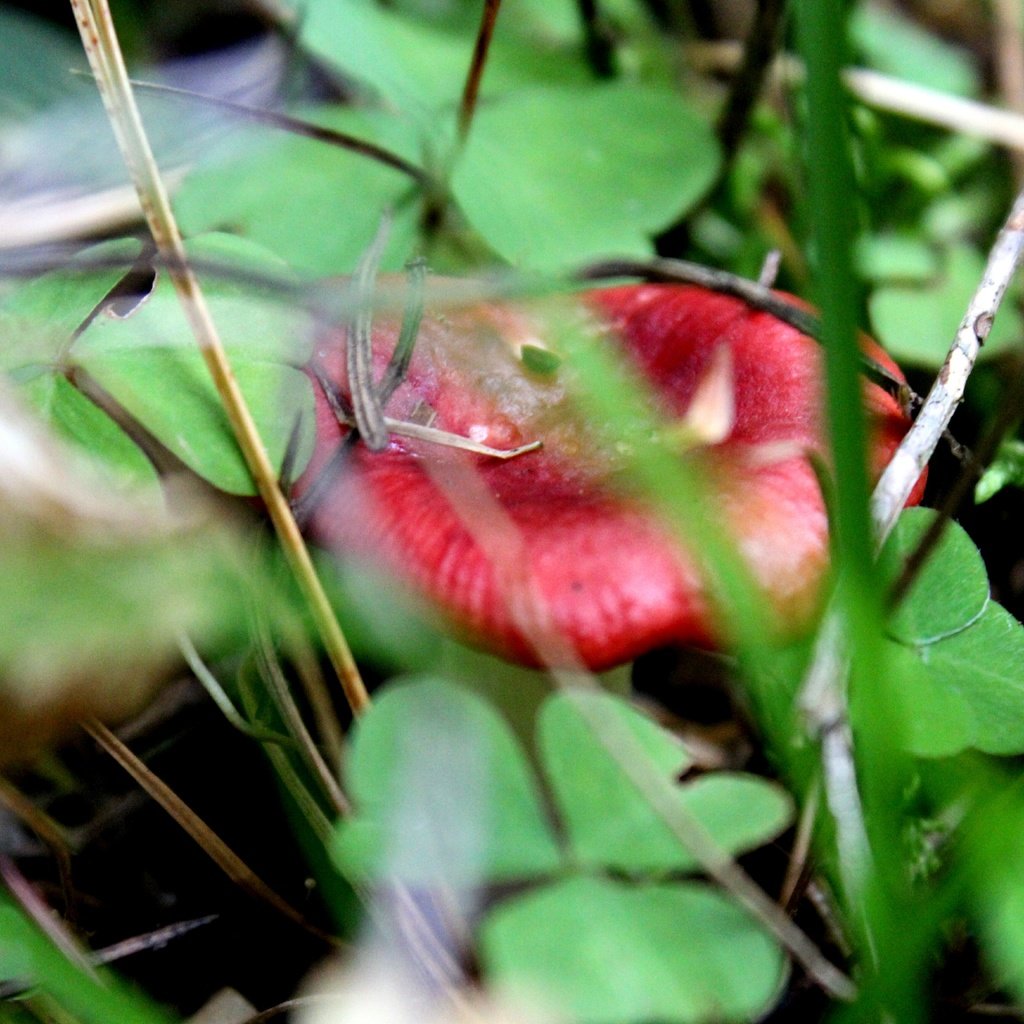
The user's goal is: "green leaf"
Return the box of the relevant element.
[175,107,424,275]
[0,239,140,373]
[855,234,939,285]
[869,244,1023,366]
[315,557,444,674]
[297,0,589,118]
[968,793,1024,1005]
[883,639,976,758]
[0,9,87,120]
[539,690,792,873]
[977,439,1024,504]
[480,875,786,1024]
[333,678,563,885]
[877,506,1024,757]
[0,896,173,1024]
[849,5,979,97]
[0,521,253,755]
[914,602,1024,756]
[451,84,720,269]
[70,236,316,495]
[20,374,156,488]
[881,507,989,645]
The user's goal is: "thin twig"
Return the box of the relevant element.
[311,361,542,460]
[84,719,337,945]
[251,611,351,818]
[780,779,819,908]
[378,258,428,405]
[121,78,431,184]
[888,356,1024,609]
[288,629,346,767]
[67,0,371,718]
[715,0,787,161]
[799,170,1024,930]
[235,658,336,846]
[178,632,297,747]
[796,614,871,905]
[347,215,393,451]
[458,0,503,144]
[0,778,76,921]
[689,41,1024,154]
[0,915,219,1000]
[871,183,1024,542]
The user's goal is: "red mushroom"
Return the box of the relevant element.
[295,283,923,671]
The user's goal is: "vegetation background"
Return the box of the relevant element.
[4,0,1024,1022]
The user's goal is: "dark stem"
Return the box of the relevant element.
[577,0,617,77]
[125,78,432,185]
[657,0,787,255]
[715,0,788,164]
[458,0,504,143]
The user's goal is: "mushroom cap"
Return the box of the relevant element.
[297,284,924,670]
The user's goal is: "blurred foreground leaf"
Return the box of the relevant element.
[333,678,563,885]
[539,690,792,873]
[480,875,786,1024]
[0,897,173,1024]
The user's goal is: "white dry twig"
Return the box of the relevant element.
[800,183,1024,912]
[689,41,1024,155]
[871,184,1024,540]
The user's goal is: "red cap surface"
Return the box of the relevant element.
[296,284,924,670]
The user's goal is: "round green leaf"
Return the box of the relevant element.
[298,0,589,117]
[451,84,720,269]
[480,875,786,1024]
[539,690,792,873]
[175,107,424,275]
[881,507,989,645]
[915,602,1024,756]
[855,234,939,285]
[869,244,1022,366]
[71,236,316,495]
[333,678,563,885]
[884,639,976,758]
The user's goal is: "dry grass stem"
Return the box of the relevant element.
[67,0,371,717]
[85,719,336,944]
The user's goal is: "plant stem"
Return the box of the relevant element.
[458,0,503,144]
[67,0,371,717]
[85,719,336,944]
